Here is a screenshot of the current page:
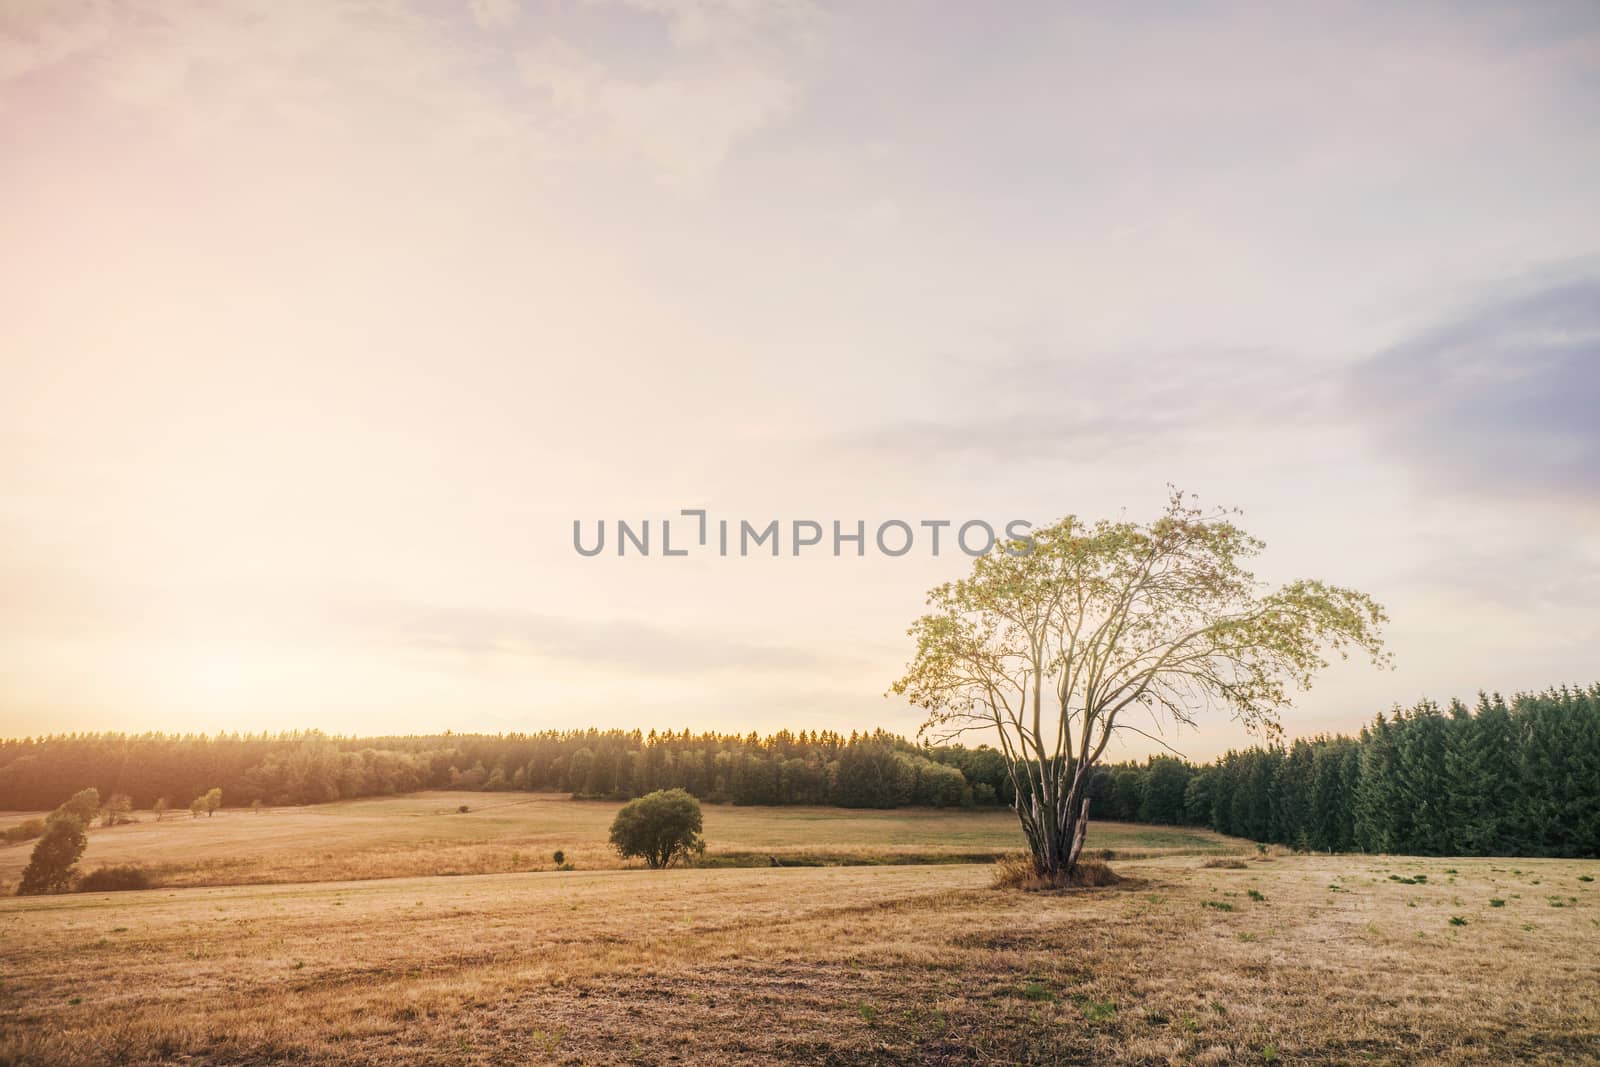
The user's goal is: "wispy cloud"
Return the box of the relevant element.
[1349,276,1600,501]
[348,599,867,678]
[835,346,1335,468]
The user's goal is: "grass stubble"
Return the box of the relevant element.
[0,797,1595,1065]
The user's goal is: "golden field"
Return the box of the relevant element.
[0,796,1596,1064]
[0,793,1231,890]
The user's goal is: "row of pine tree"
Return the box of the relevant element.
[1088,685,1599,858]
[0,727,1007,812]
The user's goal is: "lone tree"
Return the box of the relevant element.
[892,491,1388,882]
[190,788,223,818]
[100,793,134,827]
[17,815,87,895]
[608,788,705,869]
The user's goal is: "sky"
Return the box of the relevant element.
[2,0,1598,759]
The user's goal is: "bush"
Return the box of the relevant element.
[609,789,704,869]
[78,865,153,892]
[18,815,87,895]
[1202,858,1249,869]
[2,819,46,846]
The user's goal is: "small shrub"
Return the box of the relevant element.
[1490,898,1506,907]
[1,819,46,846]
[1203,900,1234,912]
[1579,875,1594,883]
[1449,916,1467,926]
[1202,858,1248,870]
[457,805,470,814]
[1081,998,1117,1022]
[78,866,153,892]
[552,850,565,866]
[1247,889,1266,902]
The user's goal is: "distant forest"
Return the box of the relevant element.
[1,684,1594,858]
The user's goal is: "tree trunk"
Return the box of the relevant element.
[1017,762,1094,877]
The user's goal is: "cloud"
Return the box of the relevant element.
[3,0,808,186]
[836,346,1334,468]
[0,0,112,82]
[1349,276,1600,501]
[468,0,519,30]
[0,1,528,147]
[514,32,798,186]
[350,599,863,678]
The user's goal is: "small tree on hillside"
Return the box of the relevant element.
[892,490,1388,882]
[608,789,704,869]
[52,788,100,826]
[100,793,134,827]
[17,816,87,895]
[193,788,223,818]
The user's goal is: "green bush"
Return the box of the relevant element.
[609,789,704,869]
[18,815,87,895]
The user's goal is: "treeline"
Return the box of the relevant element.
[3,685,1594,857]
[1087,686,1599,858]
[0,728,1013,812]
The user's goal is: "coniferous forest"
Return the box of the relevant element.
[2,684,1594,858]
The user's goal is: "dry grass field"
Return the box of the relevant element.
[1,796,1596,1064]
[0,793,1233,891]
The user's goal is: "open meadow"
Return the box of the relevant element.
[0,793,1231,890]
[1,795,1597,1064]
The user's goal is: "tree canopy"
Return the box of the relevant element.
[893,490,1389,877]
[17,815,87,895]
[608,788,705,869]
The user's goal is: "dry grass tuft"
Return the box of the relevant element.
[992,852,1121,890]
[1202,857,1250,869]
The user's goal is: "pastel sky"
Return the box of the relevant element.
[3,1,1598,759]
